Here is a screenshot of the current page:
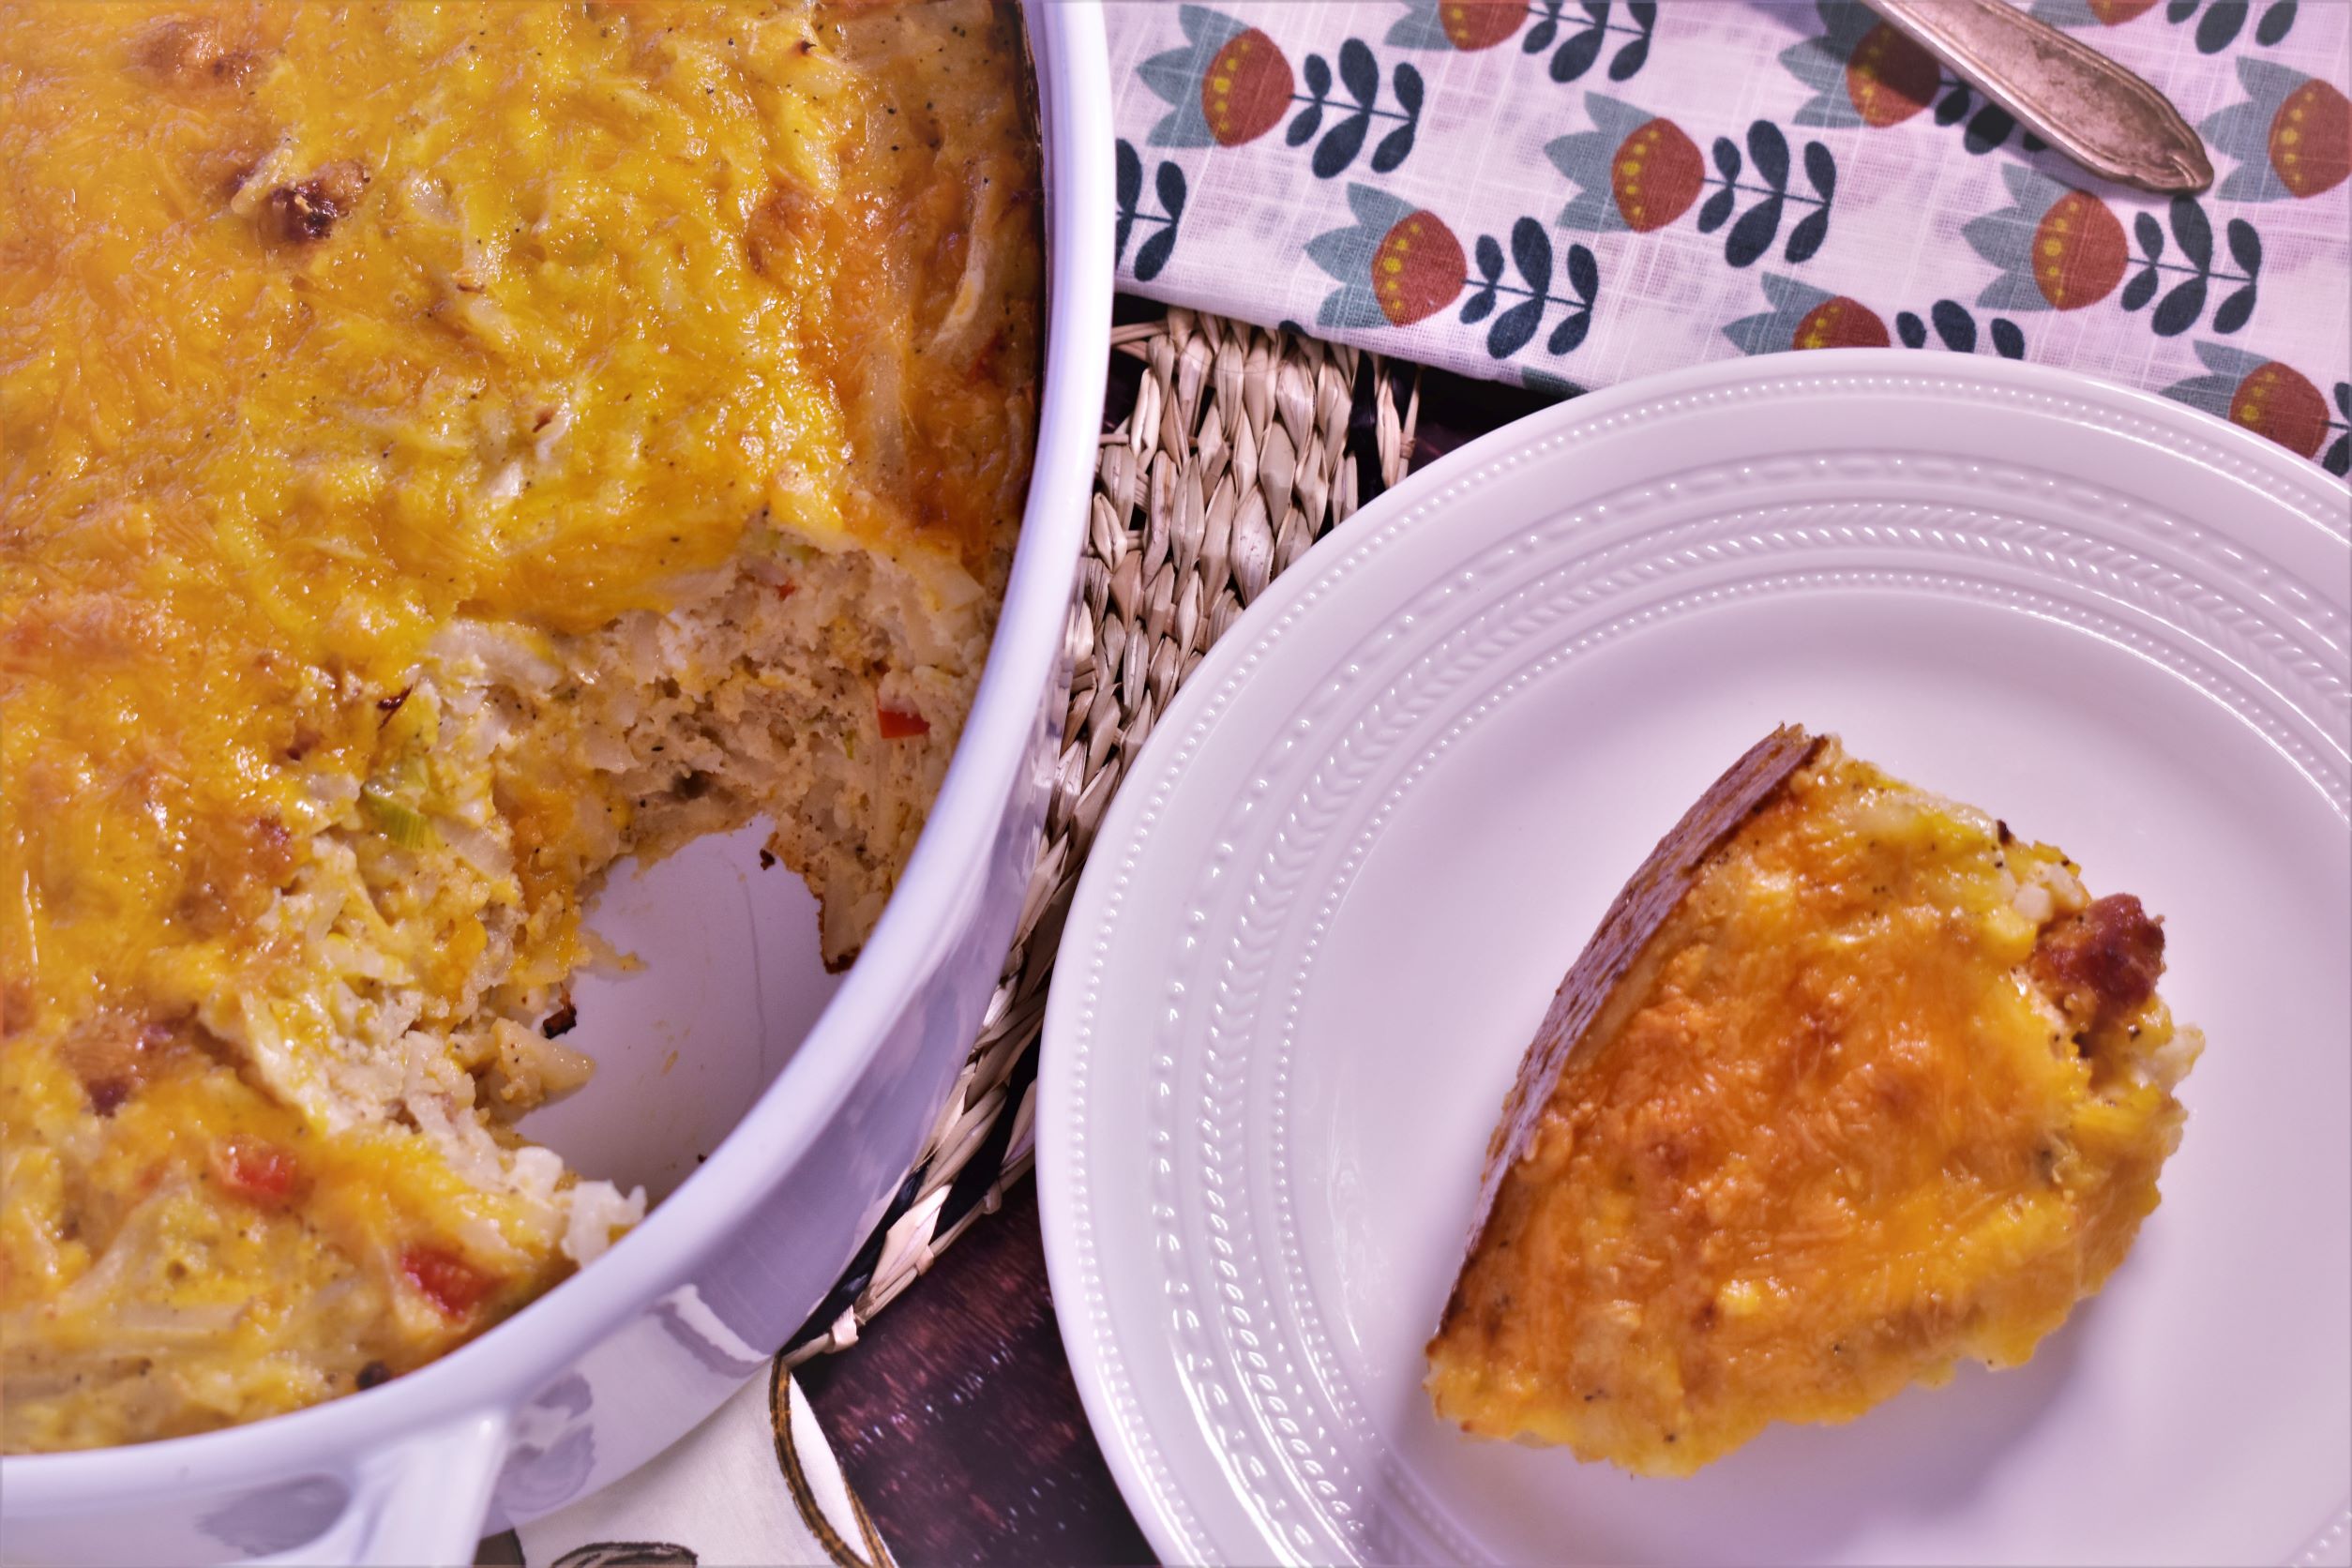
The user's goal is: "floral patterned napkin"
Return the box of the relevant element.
[1108,0,2351,475]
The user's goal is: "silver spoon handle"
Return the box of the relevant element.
[1862,0,2214,194]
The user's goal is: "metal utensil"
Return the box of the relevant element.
[1862,0,2213,194]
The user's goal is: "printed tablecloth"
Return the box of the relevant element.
[1108,0,2351,474]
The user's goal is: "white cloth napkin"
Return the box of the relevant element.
[514,1362,892,1568]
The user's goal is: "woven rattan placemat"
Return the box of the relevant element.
[784,306,1417,1363]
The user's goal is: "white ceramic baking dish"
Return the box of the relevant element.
[0,7,1110,1563]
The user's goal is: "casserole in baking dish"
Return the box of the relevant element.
[2,0,1041,1455]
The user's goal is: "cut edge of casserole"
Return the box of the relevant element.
[1423,726,2201,1476]
[0,0,1039,1451]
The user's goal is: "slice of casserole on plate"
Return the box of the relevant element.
[1425,726,2201,1474]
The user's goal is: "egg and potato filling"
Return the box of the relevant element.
[1426,731,2199,1475]
[0,0,1039,1450]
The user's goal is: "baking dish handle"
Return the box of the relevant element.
[247,1407,513,1568]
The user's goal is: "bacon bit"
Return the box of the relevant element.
[877,704,930,740]
[266,160,369,245]
[355,1360,392,1390]
[210,1137,302,1207]
[377,686,412,716]
[540,1002,578,1039]
[2032,894,2165,1031]
[773,580,797,601]
[65,1012,206,1116]
[400,1244,494,1318]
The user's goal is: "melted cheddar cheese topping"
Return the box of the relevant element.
[1426,746,2197,1474]
[1,1,1039,1450]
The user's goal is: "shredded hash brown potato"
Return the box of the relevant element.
[1425,733,2200,1474]
[0,0,1039,1450]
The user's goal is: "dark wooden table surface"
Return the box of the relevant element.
[792,363,1556,1566]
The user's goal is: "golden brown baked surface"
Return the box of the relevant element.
[1425,729,2199,1475]
[1,0,1038,1451]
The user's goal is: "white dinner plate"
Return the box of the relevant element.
[1037,351,2352,1567]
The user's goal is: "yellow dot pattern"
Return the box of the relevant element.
[1797,300,1847,350]
[2269,80,2350,200]
[1616,125,1661,228]
[1378,216,1428,321]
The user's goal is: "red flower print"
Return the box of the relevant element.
[1140,8,1296,150]
[2269,78,2350,200]
[2030,189,2126,309]
[2230,361,2329,457]
[1611,118,1704,233]
[1201,28,1291,146]
[1845,22,1938,127]
[1796,295,1892,349]
[1440,2,1523,50]
[1308,186,1472,334]
[1372,210,1467,325]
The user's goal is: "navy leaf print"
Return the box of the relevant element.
[1304,53,1332,98]
[1931,299,1977,353]
[1803,142,1836,204]
[1609,36,1649,80]
[1488,296,1545,359]
[1696,186,1737,234]
[1936,83,1970,127]
[1338,38,1378,103]
[2211,282,2257,335]
[1991,319,2027,359]
[2227,220,2262,279]
[2133,211,2164,262]
[1288,102,1323,146]
[1116,141,1140,213]
[2152,276,2208,337]
[1726,194,1783,267]
[2255,0,2297,44]
[1394,62,1425,116]
[1566,244,1599,305]
[1313,115,1370,179]
[2170,198,2212,270]
[1964,103,2016,155]
[1157,162,1187,225]
[2165,0,2196,21]
[1547,309,1592,355]
[1134,225,1177,283]
[1459,286,1498,324]
[2195,0,2247,52]
[1512,217,1553,298]
[1747,121,1789,191]
[1372,123,1415,173]
[1785,205,1830,264]
[1475,234,1506,281]
[1896,311,1928,349]
[1553,25,1605,82]
[2325,434,2348,478]
[2121,267,2161,311]
[1712,136,1741,183]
